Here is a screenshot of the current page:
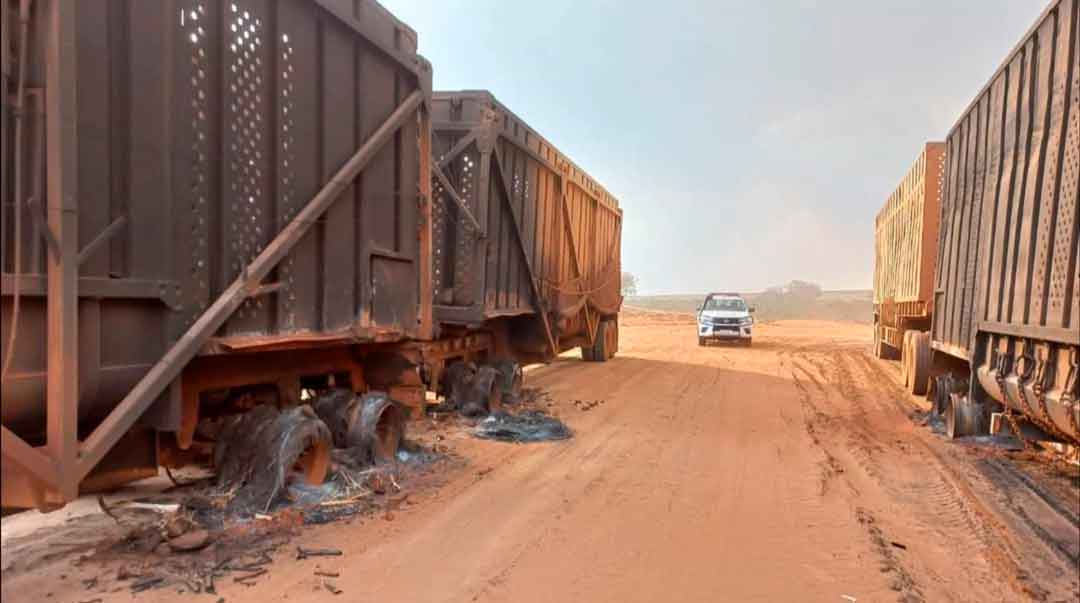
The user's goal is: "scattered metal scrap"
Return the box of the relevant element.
[214,404,332,516]
[62,388,438,597]
[473,411,572,443]
[427,361,571,443]
[5,381,472,598]
[233,568,268,583]
[107,527,291,595]
[296,546,342,560]
[437,361,502,417]
[130,576,164,593]
[312,390,406,465]
[491,360,525,404]
[572,399,605,412]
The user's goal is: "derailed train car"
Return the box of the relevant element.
[0,0,623,510]
[0,0,433,509]
[429,91,622,366]
[872,142,945,397]
[918,0,1080,444]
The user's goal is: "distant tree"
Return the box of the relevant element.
[786,280,822,300]
[621,272,639,296]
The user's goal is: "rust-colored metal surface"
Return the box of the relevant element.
[932,0,1079,442]
[874,143,945,309]
[873,143,945,350]
[1,0,432,506]
[430,91,623,360]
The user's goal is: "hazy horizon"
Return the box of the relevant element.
[383,0,1047,295]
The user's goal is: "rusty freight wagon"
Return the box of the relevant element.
[1,0,435,509]
[872,142,945,395]
[429,91,623,367]
[926,0,1080,445]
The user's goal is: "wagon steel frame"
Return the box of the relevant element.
[930,0,1080,443]
[872,142,945,356]
[430,92,623,361]
[2,3,623,511]
[1,0,435,506]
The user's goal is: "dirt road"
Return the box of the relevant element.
[4,311,1078,602]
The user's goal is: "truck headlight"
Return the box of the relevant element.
[741,317,754,326]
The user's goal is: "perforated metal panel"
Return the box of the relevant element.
[1047,8,1080,324]
[873,143,944,311]
[430,91,623,343]
[451,151,479,305]
[1,0,427,436]
[182,3,213,331]
[430,143,480,307]
[933,0,1079,358]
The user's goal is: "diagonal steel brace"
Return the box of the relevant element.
[74,90,425,481]
[431,163,485,236]
[491,145,558,358]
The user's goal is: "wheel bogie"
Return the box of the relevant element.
[585,319,618,362]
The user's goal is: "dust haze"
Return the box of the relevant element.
[384,0,1049,295]
[627,279,873,323]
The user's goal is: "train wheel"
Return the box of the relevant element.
[294,433,331,485]
[945,392,987,439]
[908,332,932,395]
[486,377,504,413]
[901,331,914,387]
[873,326,898,360]
[588,320,615,362]
[604,319,619,360]
[354,392,405,464]
[216,405,333,513]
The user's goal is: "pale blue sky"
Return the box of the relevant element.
[384,0,1047,294]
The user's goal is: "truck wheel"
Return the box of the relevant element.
[908,332,931,395]
[588,320,615,362]
[901,331,914,387]
[698,336,705,346]
[606,318,619,359]
[945,393,985,438]
[873,327,888,359]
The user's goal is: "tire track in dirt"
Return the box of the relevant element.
[983,459,1080,529]
[785,355,847,497]
[847,346,1076,601]
[781,346,927,601]
[485,356,705,600]
[10,320,1067,603]
[789,345,1026,602]
[793,350,889,486]
[846,348,1033,600]
[855,507,925,602]
[909,437,1057,601]
[976,459,1080,567]
[457,358,689,602]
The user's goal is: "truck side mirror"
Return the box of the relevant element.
[696,305,703,312]
[749,307,756,313]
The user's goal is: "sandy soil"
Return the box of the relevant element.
[3,314,1078,602]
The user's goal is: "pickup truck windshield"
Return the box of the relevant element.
[703,298,746,311]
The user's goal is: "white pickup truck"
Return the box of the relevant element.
[697,293,754,346]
